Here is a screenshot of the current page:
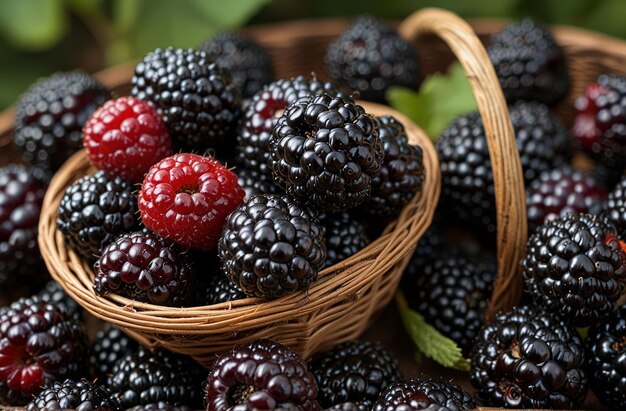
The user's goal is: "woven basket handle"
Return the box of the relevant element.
[398,8,527,320]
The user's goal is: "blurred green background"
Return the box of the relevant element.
[1,0,625,110]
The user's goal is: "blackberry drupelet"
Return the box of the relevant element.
[131,47,242,151]
[108,347,204,409]
[206,339,319,411]
[604,175,626,238]
[37,280,83,320]
[471,306,587,408]
[57,170,140,260]
[401,227,445,283]
[585,304,626,409]
[437,101,570,233]
[218,194,326,299]
[372,379,475,411]
[26,379,117,411]
[488,19,569,105]
[236,166,281,200]
[89,324,139,381]
[200,31,273,98]
[325,15,419,102]
[323,403,359,411]
[127,403,192,411]
[0,164,48,288]
[319,212,369,267]
[204,272,246,305]
[522,213,626,326]
[270,93,384,213]
[0,296,88,405]
[237,75,347,180]
[310,340,401,410]
[13,71,110,172]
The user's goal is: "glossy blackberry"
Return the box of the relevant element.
[522,213,626,326]
[236,166,281,200]
[323,403,359,411]
[526,166,607,232]
[131,47,242,151]
[204,272,246,305]
[89,324,139,381]
[471,306,587,408]
[26,379,117,411]
[200,31,273,98]
[127,403,192,411]
[585,304,626,409]
[437,101,570,233]
[206,339,319,411]
[237,75,347,180]
[0,163,48,288]
[310,340,401,410]
[13,71,110,172]
[603,175,626,238]
[218,194,326,299]
[401,227,445,284]
[56,170,140,260]
[319,212,369,267]
[488,19,569,105]
[373,379,475,411]
[270,93,384,213]
[325,15,419,102]
[37,281,83,320]
[108,347,204,409]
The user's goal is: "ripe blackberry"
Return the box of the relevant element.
[206,339,319,411]
[37,280,83,320]
[57,170,140,260]
[373,379,475,411]
[604,175,626,238]
[310,340,401,410]
[218,194,326,299]
[26,379,117,411]
[471,306,587,408]
[0,163,48,288]
[585,304,626,409]
[488,19,569,105]
[401,227,445,284]
[523,213,626,326]
[131,47,241,151]
[325,15,419,102]
[573,74,626,171]
[200,31,273,98]
[0,296,88,405]
[526,166,607,232]
[127,403,192,411]
[13,70,110,172]
[270,93,384,213]
[437,101,570,233]
[319,212,369,267]
[108,347,204,409]
[236,166,281,200]
[323,403,359,411]
[89,324,139,381]
[237,75,347,180]
[204,272,246,305]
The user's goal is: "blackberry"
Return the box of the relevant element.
[437,101,570,233]
[270,93,384,213]
[471,306,587,408]
[310,340,401,410]
[204,272,246,305]
[127,403,192,411]
[131,47,242,151]
[325,15,419,103]
[89,324,139,381]
[373,379,475,411]
[94,231,196,306]
[401,227,445,283]
[319,212,369,267]
[26,379,117,411]
[13,70,110,172]
[522,213,626,326]
[488,19,569,105]
[0,163,48,288]
[37,280,83,320]
[585,304,626,409]
[218,194,326,299]
[323,403,359,411]
[108,347,204,409]
[236,166,281,200]
[237,75,347,180]
[56,170,140,261]
[206,339,318,411]
[0,296,88,405]
[200,31,273,98]
[604,175,626,238]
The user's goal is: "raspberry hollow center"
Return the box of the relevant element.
[177,183,199,195]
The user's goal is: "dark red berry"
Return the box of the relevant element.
[373,378,475,411]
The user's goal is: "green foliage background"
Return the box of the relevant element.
[0,0,625,109]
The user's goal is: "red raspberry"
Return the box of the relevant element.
[138,153,244,250]
[83,96,172,183]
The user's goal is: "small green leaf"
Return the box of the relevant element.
[0,0,67,50]
[396,291,471,371]
[387,62,477,139]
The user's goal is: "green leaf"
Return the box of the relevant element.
[396,291,471,371]
[387,62,477,139]
[0,0,67,50]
